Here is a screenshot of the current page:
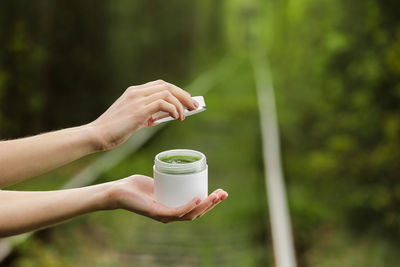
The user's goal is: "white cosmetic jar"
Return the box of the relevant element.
[154,149,208,208]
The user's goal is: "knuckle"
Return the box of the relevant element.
[161,90,172,98]
[156,99,165,108]
[160,83,170,90]
[126,86,138,93]
[127,90,138,99]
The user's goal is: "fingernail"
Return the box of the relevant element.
[182,114,185,120]
[193,101,199,109]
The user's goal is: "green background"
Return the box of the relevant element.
[1,0,400,266]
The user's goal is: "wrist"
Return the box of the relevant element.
[87,181,121,211]
[80,123,106,153]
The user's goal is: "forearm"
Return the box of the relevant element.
[0,182,112,237]
[0,125,98,188]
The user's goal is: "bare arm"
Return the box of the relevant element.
[0,126,96,188]
[0,182,109,237]
[0,80,228,238]
[0,80,198,188]
[0,176,228,237]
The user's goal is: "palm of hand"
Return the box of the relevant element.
[115,175,228,223]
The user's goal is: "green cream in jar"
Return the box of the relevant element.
[159,155,201,164]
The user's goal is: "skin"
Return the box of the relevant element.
[0,80,228,238]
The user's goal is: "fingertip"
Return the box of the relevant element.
[192,100,199,110]
[195,198,201,205]
[212,189,222,194]
[219,189,228,195]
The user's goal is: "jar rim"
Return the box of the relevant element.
[154,149,206,174]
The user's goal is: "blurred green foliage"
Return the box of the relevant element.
[1,0,400,266]
[0,0,224,137]
[261,0,400,264]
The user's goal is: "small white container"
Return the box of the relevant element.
[154,149,208,208]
